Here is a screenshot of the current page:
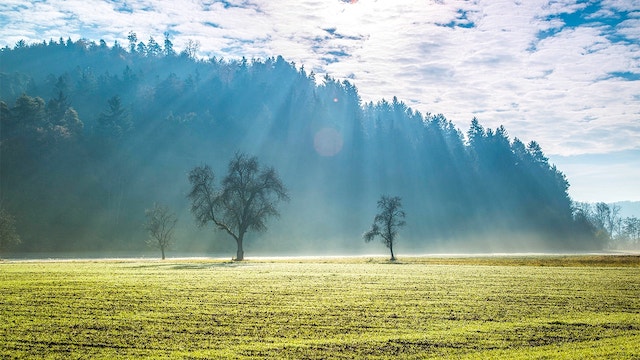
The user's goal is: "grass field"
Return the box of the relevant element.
[1,255,639,359]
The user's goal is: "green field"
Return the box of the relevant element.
[1,256,639,359]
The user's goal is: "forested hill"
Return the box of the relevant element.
[0,37,600,254]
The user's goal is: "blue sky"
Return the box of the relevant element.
[1,0,639,202]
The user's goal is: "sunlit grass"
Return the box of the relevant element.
[1,256,639,359]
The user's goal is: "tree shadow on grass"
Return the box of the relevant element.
[126,261,243,271]
[365,258,407,265]
[169,262,240,270]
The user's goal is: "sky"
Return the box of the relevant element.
[1,0,639,202]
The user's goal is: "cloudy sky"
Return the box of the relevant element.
[1,0,639,202]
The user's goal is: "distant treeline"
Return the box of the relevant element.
[0,35,602,254]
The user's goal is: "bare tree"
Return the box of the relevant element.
[364,195,406,261]
[144,203,177,260]
[592,202,623,242]
[621,216,640,247]
[187,153,288,261]
[181,39,201,59]
[0,206,21,257]
[609,203,622,239]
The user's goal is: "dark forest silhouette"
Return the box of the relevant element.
[0,35,603,254]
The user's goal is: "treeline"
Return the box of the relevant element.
[573,202,640,249]
[0,35,602,254]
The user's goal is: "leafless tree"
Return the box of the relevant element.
[144,203,177,260]
[592,202,622,241]
[622,216,640,246]
[187,153,288,261]
[364,195,406,261]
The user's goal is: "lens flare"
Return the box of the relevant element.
[313,127,343,157]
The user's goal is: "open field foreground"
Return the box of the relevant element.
[1,256,639,359]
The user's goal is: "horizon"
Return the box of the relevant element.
[1,0,639,202]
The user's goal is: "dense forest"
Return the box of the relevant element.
[0,35,603,256]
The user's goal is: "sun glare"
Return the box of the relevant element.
[314,127,344,157]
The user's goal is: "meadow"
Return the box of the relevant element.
[1,255,639,359]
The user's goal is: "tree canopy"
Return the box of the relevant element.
[188,154,288,260]
[364,196,406,260]
[144,203,178,260]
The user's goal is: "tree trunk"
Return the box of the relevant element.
[235,236,244,261]
[161,246,165,260]
[389,242,396,261]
